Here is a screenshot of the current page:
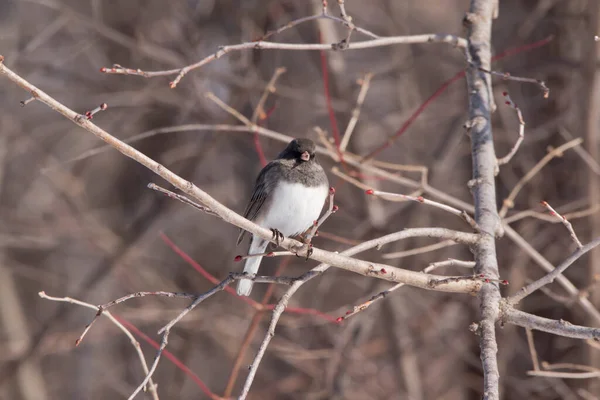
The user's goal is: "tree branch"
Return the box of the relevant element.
[0,56,480,294]
[508,236,600,304]
[503,307,600,340]
[464,1,502,399]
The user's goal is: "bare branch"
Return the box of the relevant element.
[0,58,482,294]
[101,34,466,88]
[540,201,584,248]
[476,65,549,98]
[503,225,600,324]
[508,236,600,304]
[337,258,475,322]
[525,328,540,371]
[38,292,160,400]
[503,307,600,340]
[239,265,327,399]
[365,189,478,230]
[464,1,502,398]
[339,73,373,151]
[499,139,583,217]
[496,91,525,166]
[251,67,286,124]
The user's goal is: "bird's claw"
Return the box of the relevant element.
[270,228,284,249]
[293,243,313,261]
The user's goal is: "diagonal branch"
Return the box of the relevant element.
[0,57,481,294]
[508,236,600,304]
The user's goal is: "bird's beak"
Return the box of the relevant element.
[300,151,310,161]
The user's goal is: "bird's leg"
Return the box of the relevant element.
[292,233,314,261]
[270,228,284,249]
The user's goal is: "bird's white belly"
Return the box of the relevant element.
[259,182,328,237]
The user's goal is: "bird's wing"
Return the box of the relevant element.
[237,161,283,245]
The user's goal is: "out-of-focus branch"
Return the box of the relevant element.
[499,139,583,217]
[339,73,373,151]
[464,1,502,399]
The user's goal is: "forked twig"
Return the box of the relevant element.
[38,292,160,400]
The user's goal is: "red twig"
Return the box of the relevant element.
[319,32,344,165]
[117,317,220,399]
[362,36,554,161]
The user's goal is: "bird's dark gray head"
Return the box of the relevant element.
[278,138,317,162]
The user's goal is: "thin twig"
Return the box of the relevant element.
[251,67,286,124]
[509,236,600,304]
[239,266,328,399]
[366,189,478,230]
[525,328,540,371]
[129,275,238,400]
[304,187,337,243]
[337,258,476,322]
[497,91,525,166]
[503,225,600,324]
[476,65,549,98]
[503,203,600,224]
[499,139,583,217]
[540,201,584,248]
[38,292,160,400]
[339,73,373,151]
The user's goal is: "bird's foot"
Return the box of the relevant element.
[292,242,313,261]
[270,228,284,249]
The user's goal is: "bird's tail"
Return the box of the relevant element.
[237,237,268,296]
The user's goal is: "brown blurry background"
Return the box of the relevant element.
[1,0,600,399]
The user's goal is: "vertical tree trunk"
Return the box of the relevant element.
[464,1,502,398]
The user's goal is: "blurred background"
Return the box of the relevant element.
[1,0,600,399]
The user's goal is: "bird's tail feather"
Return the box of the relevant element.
[237,237,268,296]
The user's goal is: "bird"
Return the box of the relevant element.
[236,138,329,296]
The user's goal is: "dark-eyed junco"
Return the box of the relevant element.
[236,138,329,296]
